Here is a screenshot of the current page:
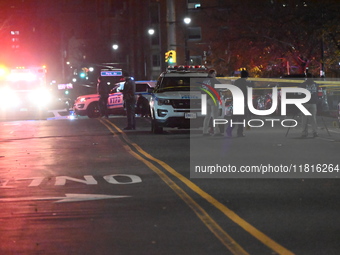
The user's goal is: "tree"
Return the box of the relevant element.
[202,0,340,77]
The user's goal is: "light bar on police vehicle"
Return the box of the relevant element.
[167,65,207,71]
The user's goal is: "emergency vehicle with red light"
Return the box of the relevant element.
[0,65,51,115]
[73,80,156,118]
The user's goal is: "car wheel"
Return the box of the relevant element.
[87,102,100,118]
[151,119,163,134]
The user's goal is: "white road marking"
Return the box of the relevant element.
[0,193,130,203]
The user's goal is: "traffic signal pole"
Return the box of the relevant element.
[167,0,176,62]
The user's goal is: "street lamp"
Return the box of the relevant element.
[111,43,119,65]
[183,16,191,65]
[148,28,155,36]
[184,17,191,25]
[147,27,162,78]
[112,44,119,50]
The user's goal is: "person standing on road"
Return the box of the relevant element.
[300,73,319,138]
[226,70,253,137]
[202,69,223,136]
[122,75,136,130]
[97,76,109,118]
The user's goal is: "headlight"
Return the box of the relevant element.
[28,88,52,107]
[76,97,91,103]
[0,87,20,108]
[158,99,171,106]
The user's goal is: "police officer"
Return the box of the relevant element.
[202,69,222,136]
[300,73,318,138]
[136,94,150,117]
[122,75,136,130]
[226,70,253,137]
[97,76,109,118]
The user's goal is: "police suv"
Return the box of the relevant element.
[150,66,212,133]
[73,80,156,118]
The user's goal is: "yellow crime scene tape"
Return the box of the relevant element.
[217,77,340,91]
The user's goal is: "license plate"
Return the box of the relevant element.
[185,112,196,119]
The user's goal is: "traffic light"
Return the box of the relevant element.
[165,50,176,64]
[79,67,89,79]
[165,51,170,63]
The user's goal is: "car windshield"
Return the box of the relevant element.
[156,77,202,92]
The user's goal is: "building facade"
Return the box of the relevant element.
[0,0,211,82]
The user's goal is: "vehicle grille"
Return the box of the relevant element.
[171,99,201,109]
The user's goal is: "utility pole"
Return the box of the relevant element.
[167,0,176,59]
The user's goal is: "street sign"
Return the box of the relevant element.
[58,83,73,90]
[101,70,123,76]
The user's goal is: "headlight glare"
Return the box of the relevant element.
[158,99,171,106]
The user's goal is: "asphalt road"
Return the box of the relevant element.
[0,113,339,255]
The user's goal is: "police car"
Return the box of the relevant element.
[150,66,217,133]
[73,80,156,118]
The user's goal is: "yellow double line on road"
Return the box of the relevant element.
[100,119,294,255]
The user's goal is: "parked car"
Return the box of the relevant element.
[149,66,211,133]
[73,80,156,118]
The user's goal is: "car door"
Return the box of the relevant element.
[107,84,124,109]
[135,83,152,101]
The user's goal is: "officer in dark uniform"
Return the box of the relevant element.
[300,73,319,138]
[97,76,109,118]
[136,94,150,117]
[122,75,136,130]
[226,70,253,137]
